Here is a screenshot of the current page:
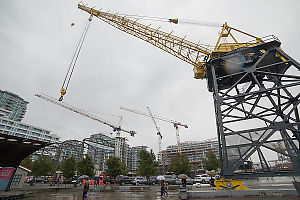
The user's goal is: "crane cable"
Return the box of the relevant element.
[119,13,221,27]
[59,15,92,101]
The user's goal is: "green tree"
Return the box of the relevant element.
[137,149,157,179]
[105,156,126,178]
[21,156,33,171]
[202,150,219,171]
[168,153,191,175]
[32,155,55,177]
[77,155,95,177]
[61,155,77,179]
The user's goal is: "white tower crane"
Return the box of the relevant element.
[120,106,188,145]
[35,93,136,158]
[146,106,163,153]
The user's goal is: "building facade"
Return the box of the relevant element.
[0,116,59,144]
[88,133,115,172]
[0,90,28,122]
[127,145,148,173]
[85,133,148,173]
[158,139,219,173]
[0,90,59,163]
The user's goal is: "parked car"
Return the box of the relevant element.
[132,176,148,185]
[164,175,177,185]
[149,176,159,185]
[116,176,132,185]
[194,174,211,184]
[176,177,194,185]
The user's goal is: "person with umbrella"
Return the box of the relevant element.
[157,175,168,197]
[178,174,188,188]
[160,180,168,197]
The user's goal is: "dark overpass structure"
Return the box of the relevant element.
[0,132,50,191]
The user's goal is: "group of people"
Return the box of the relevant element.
[82,176,215,199]
[82,179,169,199]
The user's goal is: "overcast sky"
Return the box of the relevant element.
[1,0,299,155]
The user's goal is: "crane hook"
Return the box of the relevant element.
[88,14,93,21]
[59,88,66,101]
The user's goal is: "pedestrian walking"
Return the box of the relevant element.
[160,180,168,197]
[182,177,187,188]
[82,182,89,200]
[210,176,215,187]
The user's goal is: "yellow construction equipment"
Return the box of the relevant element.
[77,3,264,81]
[56,3,277,189]
[59,3,266,100]
[214,178,249,190]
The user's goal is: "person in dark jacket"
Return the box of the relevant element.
[182,177,187,188]
[160,180,168,197]
[82,182,89,200]
[210,176,215,187]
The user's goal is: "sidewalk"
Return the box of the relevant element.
[0,183,78,199]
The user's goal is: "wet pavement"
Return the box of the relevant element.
[6,177,300,199]
[23,190,300,200]
[23,189,179,200]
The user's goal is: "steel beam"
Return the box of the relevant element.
[207,40,300,178]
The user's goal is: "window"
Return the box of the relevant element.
[1,120,8,124]
[11,174,22,186]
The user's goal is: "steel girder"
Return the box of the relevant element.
[206,40,300,178]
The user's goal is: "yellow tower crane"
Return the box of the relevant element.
[59,3,265,101]
[56,3,272,190]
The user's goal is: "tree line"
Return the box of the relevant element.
[21,149,219,179]
[21,155,95,179]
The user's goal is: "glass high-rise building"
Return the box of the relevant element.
[0,90,28,121]
[0,89,59,144]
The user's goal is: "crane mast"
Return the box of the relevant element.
[35,93,136,158]
[146,106,163,153]
[121,106,187,145]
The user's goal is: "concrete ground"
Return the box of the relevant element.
[0,177,299,199]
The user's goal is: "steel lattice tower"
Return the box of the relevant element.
[206,39,300,178]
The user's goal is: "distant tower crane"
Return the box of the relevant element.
[35,93,136,158]
[120,106,188,145]
[146,106,163,153]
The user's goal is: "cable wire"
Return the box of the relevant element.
[60,18,91,101]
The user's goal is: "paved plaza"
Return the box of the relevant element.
[1,176,299,200]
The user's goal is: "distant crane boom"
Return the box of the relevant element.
[147,106,162,153]
[35,93,136,137]
[120,106,188,128]
[121,106,187,145]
